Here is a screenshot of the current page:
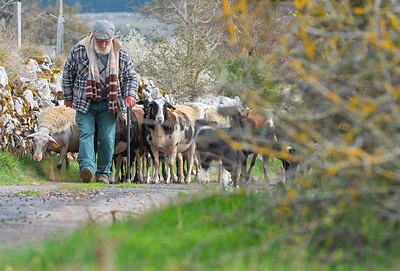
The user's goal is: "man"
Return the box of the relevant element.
[63,20,137,184]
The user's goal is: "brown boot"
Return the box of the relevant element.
[80,167,94,183]
[96,175,109,184]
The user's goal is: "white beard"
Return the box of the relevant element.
[94,42,112,56]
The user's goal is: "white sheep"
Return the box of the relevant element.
[26,105,79,180]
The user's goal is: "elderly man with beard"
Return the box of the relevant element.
[62,20,137,184]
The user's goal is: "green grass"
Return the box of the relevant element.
[247,156,282,178]
[0,189,397,271]
[47,156,80,183]
[0,151,82,185]
[0,152,48,185]
[14,190,42,196]
[59,183,148,190]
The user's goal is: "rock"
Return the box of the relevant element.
[14,98,24,116]
[50,73,63,94]
[23,89,39,109]
[24,59,42,75]
[0,66,8,87]
[34,78,54,108]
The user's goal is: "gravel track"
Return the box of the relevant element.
[0,182,200,250]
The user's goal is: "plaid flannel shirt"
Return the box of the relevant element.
[62,41,138,114]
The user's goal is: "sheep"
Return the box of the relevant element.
[230,110,276,182]
[181,102,230,178]
[194,120,246,188]
[25,105,79,180]
[185,102,230,128]
[144,99,200,184]
[229,109,301,184]
[113,106,149,184]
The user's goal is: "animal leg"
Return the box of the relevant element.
[65,153,70,172]
[177,153,184,183]
[134,149,143,183]
[246,153,257,181]
[168,150,179,184]
[151,147,160,184]
[185,144,196,184]
[262,155,270,183]
[193,153,200,176]
[57,148,68,171]
[145,153,151,184]
[46,154,55,181]
[114,154,122,183]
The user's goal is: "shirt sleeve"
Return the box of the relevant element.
[120,49,139,100]
[62,46,78,101]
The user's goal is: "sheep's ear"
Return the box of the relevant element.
[165,102,176,112]
[47,135,60,148]
[137,100,144,105]
[25,133,38,140]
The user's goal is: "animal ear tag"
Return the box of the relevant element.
[48,136,60,148]
[170,107,175,113]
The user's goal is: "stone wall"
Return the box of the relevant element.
[0,56,62,156]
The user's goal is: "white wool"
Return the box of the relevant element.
[195,167,210,183]
[219,167,232,187]
[184,102,210,119]
[260,108,274,128]
[37,106,77,134]
[201,95,242,117]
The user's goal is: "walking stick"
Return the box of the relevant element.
[126,106,131,183]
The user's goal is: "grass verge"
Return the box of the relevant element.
[0,151,83,185]
[59,183,148,190]
[14,190,42,196]
[0,152,48,185]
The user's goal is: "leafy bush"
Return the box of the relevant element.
[215,56,280,104]
[213,0,400,266]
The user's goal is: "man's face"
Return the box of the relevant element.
[94,37,113,55]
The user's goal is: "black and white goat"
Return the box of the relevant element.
[143,99,200,184]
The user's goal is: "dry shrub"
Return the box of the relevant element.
[123,0,226,101]
[19,44,46,61]
[0,25,15,66]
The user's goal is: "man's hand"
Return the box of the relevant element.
[125,96,136,108]
[64,100,73,107]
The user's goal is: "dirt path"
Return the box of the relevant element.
[0,182,201,250]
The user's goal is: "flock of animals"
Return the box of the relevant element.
[25,97,300,187]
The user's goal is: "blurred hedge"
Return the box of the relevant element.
[216,0,400,265]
